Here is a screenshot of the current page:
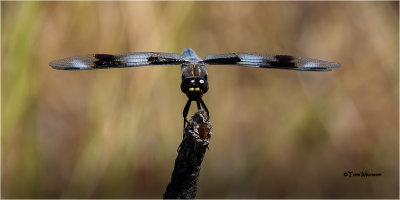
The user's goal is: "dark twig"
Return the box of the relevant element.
[163,110,212,199]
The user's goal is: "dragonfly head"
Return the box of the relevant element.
[181,76,209,100]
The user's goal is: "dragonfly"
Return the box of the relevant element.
[49,48,340,127]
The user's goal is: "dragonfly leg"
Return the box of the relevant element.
[183,99,192,128]
[196,100,201,110]
[199,98,210,120]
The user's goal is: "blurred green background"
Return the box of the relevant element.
[2,1,398,198]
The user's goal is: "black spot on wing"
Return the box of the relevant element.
[274,55,294,61]
[62,67,82,70]
[300,67,331,71]
[205,56,241,65]
[147,56,183,65]
[266,55,296,68]
[94,54,122,68]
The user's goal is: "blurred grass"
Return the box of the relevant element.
[2,1,399,198]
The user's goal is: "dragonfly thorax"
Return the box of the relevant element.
[181,77,209,100]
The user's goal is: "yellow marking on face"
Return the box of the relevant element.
[189,87,195,92]
[195,88,201,92]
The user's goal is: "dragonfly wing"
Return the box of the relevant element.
[49,52,186,70]
[204,53,340,71]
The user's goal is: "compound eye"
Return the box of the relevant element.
[199,79,205,84]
